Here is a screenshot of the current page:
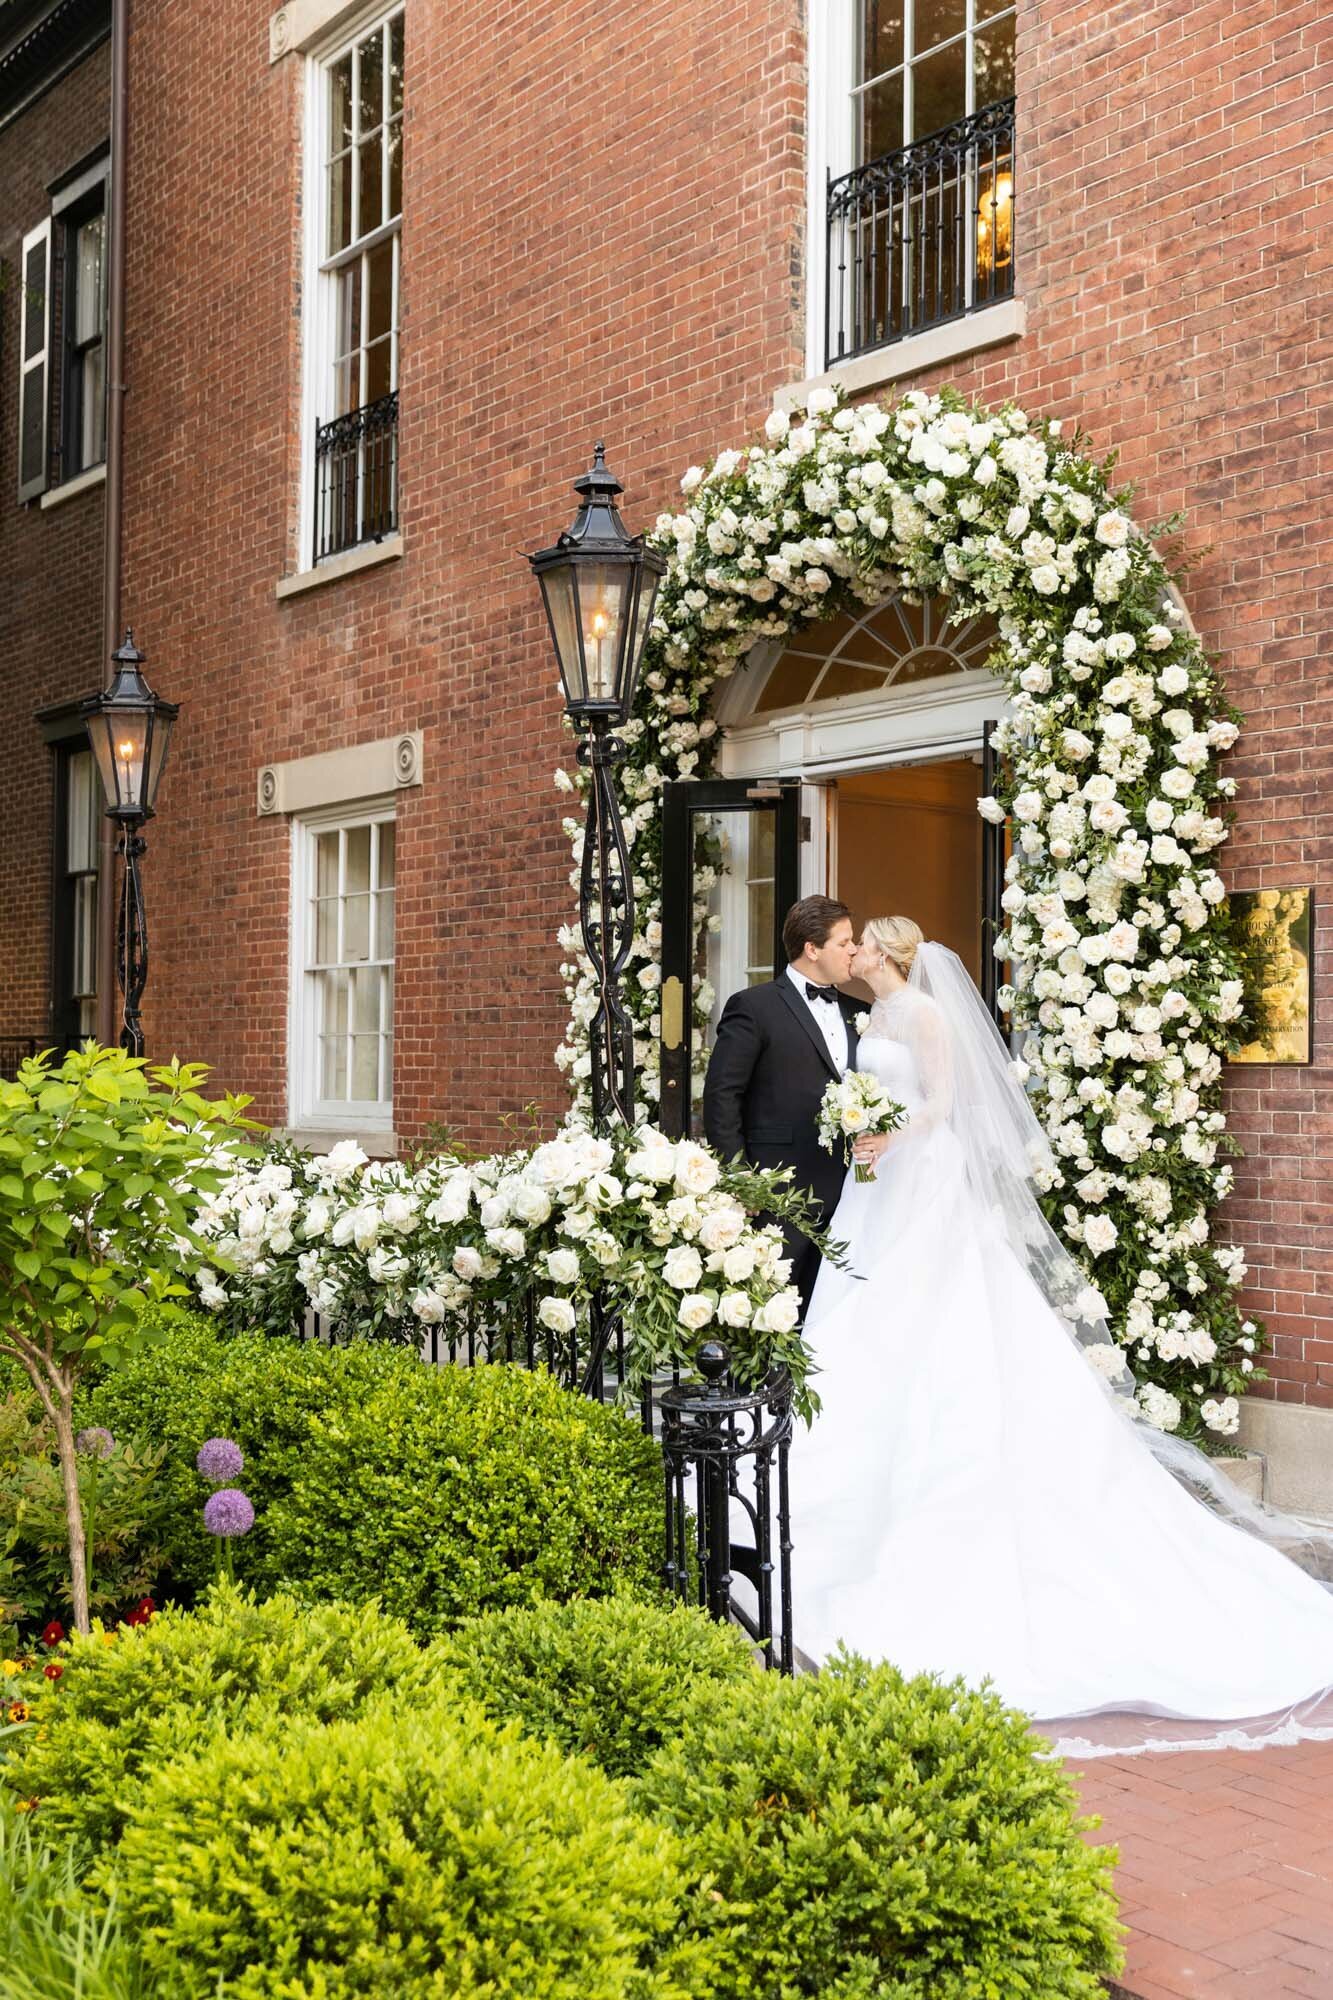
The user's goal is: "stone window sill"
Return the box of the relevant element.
[777,298,1026,410]
[278,1124,399,1158]
[275,532,403,600]
[39,462,107,510]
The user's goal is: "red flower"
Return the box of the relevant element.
[40,1620,64,1648]
[123,1597,156,1628]
[43,1662,63,1682]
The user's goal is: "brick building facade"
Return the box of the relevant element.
[2,0,1329,1492]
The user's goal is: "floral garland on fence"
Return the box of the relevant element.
[554,384,1261,1445]
[194,1132,818,1415]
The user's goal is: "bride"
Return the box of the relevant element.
[790,914,1333,1754]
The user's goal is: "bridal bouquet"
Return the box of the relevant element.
[817,1073,907,1183]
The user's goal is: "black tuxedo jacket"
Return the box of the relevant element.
[702,975,862,1218]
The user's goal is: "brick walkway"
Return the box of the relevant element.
[1072,1742,1333,1997]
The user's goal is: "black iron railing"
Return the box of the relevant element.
[826,97,1015,366]
[313,389,399,563]
[0,1036,42,1079]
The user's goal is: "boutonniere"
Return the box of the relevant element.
[855,1011,871,1034]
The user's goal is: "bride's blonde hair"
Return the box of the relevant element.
[864,915,923,976]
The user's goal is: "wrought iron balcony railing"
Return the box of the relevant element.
[825,96,1015,368]
[313,389,399,564]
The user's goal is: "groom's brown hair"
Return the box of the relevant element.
[782,896,852,963]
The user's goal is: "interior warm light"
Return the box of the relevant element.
[977,171,1013,276]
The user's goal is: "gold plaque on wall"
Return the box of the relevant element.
[1228,888,1314,1065]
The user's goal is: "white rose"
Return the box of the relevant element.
[721,1242,757,1283]
[680,465,705,493]
[718,1290,753,1328]
[1031,565,1061,596]
[764,407,790,441]
[537,1294,577,1334]
[1157,663,1190,695]
[754,1291,801,1335]
[510,1183,552,1225]
[806,386,838,417]
[410,1287,447,1324]
[452,1245,484,1281]
[674,1141,721,1195]
[1095,510,1131,547]
[584,1171,624,1210]
[1145,624,1173,651]
[662,1244,704,1290]
[546,1247,581,1285]
[677,1292,716,1332]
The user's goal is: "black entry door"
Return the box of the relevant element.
[658,778,801,1139]
[979,721,1008,1026]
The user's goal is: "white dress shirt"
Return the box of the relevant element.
[786,962,849,1074]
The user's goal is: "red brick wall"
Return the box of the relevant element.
[114,0,1329,1398]
[0,40,110,1044]
[118,0,807,1147]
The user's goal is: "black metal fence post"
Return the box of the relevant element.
[660,1340,795,1672]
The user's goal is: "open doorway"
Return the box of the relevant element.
[831,757,984,988]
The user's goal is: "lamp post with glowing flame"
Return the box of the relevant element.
[80,631,178,1057]
[528,445,666,1130]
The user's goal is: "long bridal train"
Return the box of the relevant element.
[788,944,1333,1757]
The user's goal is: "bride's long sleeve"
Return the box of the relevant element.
[871,992,954,1150]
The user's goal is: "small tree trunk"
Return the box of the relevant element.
[50,1392,90,1636]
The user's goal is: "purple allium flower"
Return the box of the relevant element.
[202,1488,255,1538]
[74,1427,115,1460]
[196,1437,244,1484]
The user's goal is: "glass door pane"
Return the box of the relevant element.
[659,779,801,1138]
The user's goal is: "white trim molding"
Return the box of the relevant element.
[39,461,107,510]
[275,531,403,599]
[779,298,1026,411]
[258,728,422,817]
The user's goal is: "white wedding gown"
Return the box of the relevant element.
[791,987,1333,1754]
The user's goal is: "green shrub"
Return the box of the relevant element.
[4,1585,427,1856]
[82,1315,664,1635]
[432,1595,759,1778]
[633,1651,1123,2000]
[107,1697,693,2000]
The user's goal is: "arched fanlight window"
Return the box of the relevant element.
[753,595,1000,715]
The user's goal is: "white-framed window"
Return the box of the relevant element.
[301,5,403,567]
[289,801,396,1131]
[807,0,1016,373]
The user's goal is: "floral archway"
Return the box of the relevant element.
[555,385,1259,1446]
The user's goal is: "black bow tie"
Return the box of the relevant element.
[805,982,839,1004]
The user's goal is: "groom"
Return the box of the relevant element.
[703,896,860,1316]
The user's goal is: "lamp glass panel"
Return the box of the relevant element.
[538,566,585,706]
[95,708,148,812]
[574,560,633,706]
[627,567,660,705]
[143,708,174,813]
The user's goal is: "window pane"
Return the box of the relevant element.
[75,214,105,344]
[861,0,903,79]
[358,29,384,136]
[974,11,1015,107]
[387,122,402,221]
[320,1032,348,1100]
[364,336,392,405]
[375,888,395,959]
[351,964,381,1031]
[316,830,339,897]
[345,824,372,893]
[344,895,371,961]
[351,1034,380,1100]
[378,819,396,886]
[328,153,352,256]
[358,132,383,236]
[73,876,98,999]
[330,53,352,152]
[367,237,395,344]
[67,752,97,871]
[911,35,966,138]
[747,879,775,972]
[861,70,904,161]
[913,0,966,56]
[82,342,105,467]
[751,810,776,879]
[315,898,338,962]
[389,14,404,116]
